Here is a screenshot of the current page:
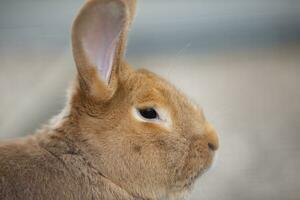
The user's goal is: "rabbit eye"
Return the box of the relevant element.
[138,108,159,120]
[132,107,172,129]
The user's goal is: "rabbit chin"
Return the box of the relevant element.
[167,190,191,200]
[175,150,216,196]
[166,171,205,200]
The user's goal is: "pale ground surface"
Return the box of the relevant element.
[1,45,300,200]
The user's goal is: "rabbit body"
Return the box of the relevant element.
[0,129,137,200]
[0,0,219,200]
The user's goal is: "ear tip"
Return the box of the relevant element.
[78,0,137,26]
[85,0,126,10]
[72,0,128,30]
[84,0,128,20]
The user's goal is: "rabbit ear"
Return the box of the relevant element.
[72,0,135,100]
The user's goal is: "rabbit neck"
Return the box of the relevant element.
[37,127,148,200]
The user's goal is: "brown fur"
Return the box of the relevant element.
[0,0,219,200]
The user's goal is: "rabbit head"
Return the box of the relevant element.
[65,0,219,199]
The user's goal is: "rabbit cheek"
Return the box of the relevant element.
[152,136,191,185]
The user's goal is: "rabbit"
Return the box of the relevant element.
[0,0,219,200]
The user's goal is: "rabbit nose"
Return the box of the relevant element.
[204,123,219,151]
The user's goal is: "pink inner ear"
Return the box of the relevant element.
[82,2,124,84]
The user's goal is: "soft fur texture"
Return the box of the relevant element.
[0,0,219,200]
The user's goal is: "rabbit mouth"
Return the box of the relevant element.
[173,146,215,191]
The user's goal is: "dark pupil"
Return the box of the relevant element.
[139,108,158,119]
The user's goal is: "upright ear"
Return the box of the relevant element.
[72,0,136,100]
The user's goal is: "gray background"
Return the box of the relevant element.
[0,0,300,200]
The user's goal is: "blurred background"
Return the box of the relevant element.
[0,0,300,199]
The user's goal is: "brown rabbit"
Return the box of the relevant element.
[0,0,219,199]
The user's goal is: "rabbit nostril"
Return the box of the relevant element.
[208,143,216,151]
